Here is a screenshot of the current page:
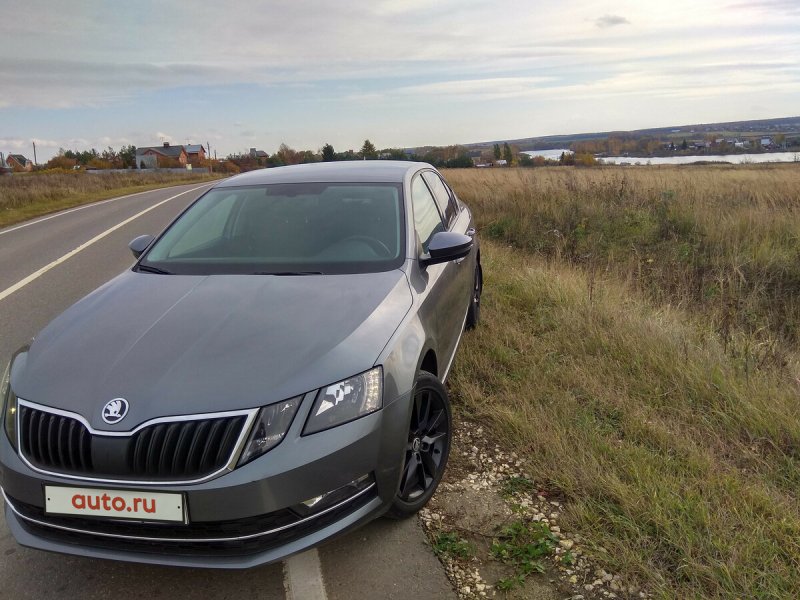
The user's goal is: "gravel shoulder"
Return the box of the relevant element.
[421,416,649,600]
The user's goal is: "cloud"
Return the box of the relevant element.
[0,138,31,151]
[358,77,557,103]
[595,14,630,28]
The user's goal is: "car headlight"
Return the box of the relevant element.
[303,367,382,435]
[238,397,301,466]
[2,359,18,450]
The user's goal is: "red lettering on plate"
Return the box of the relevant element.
[101,493,111,511]
[112,497,125,511]
[71,494,85,509]
[142,499,156,514]
[87,495,100,510]
[133,498,142,512]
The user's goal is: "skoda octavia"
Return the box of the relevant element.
[0,161,482,568]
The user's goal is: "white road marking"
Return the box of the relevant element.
[0,184,209,303]
[283,549,328,600]
[0,182,210,237]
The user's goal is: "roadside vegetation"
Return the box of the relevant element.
[444,164,800,598]
[0,170,223,228]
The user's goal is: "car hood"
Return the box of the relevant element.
[14,270,412,431]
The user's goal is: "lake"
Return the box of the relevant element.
[523,149,800,165]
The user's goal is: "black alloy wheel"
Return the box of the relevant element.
[386,371,452,518]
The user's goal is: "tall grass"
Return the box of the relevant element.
[0,170,222,227]
[446,165,800,370]
[442,165,800,598]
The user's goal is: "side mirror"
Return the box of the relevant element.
[128,234,155,259]
[421,231,473,267]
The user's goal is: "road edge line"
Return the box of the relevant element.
[0,184,211,303]
[283,549,328,600]
[0,181,215,237]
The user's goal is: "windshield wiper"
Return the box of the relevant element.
[136,264,173,275]
[252,271,324,276]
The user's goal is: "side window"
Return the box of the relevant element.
[411,175,445,253]
[422,172,456,227]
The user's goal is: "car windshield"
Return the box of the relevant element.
[139,182,405,275]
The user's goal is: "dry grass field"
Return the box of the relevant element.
[443,164,800,598]
[0,170,223,227]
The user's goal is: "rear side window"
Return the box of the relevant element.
[411,175,445,253]
[422,171,457,227]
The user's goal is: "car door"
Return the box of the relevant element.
[410,172,469,373]
[422,171,475,349]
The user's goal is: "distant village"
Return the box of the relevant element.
[2,118,799,176]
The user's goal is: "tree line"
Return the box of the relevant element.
[35,138,605,174]
[45,146,138,170]
[225,140,475,172]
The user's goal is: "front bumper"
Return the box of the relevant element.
[0,389,411,568]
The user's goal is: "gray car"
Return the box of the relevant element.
[0,161,482,568]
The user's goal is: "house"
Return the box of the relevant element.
[0,152,12,175]
[135,142,188,169]
[761,137,773,147]
[185,144,206,163]
[249,148,269,159]
[6,154,33,172]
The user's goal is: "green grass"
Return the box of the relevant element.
[432,532,475,559]
[491,520,556,591]
[0,170,224,227]
[445,165,800,365]
[449,240,800,598]
[440,164,800,598]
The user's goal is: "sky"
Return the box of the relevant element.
[1,0,799,161]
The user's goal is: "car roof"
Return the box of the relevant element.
[214,160,430,187]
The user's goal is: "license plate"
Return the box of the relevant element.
[45,485,185,523]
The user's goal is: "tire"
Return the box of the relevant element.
[385,371,452,519]
[465,262,483,330]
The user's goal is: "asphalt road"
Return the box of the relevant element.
[0,183,454,600]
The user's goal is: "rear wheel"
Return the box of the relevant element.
[465,262,483,330]
[385,371,452,519]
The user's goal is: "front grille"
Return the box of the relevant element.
[127,418,246,479]
[18,405,248,482]
[19,407,93,472]
[8,487,376,558]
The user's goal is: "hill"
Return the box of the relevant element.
[466,116,800,151]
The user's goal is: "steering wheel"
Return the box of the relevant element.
[340,235,392,257]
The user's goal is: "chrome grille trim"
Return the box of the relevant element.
[15,399,259,486]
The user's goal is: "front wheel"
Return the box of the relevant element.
[385,371,452,519]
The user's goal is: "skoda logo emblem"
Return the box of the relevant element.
[102,398,129,424]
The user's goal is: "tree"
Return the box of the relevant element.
[444,153,474,168]
[502,142,513,165]
[119,145,137,168]
[298,150,319,164]
[45,155,77,170]
[681,138,688,151]
[360,139,378,159]
[493,143,501,160]
[276,143,301,165]
[321,143,336,162]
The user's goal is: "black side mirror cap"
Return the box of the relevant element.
[421,231,473,267]
[129,234,155,259]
